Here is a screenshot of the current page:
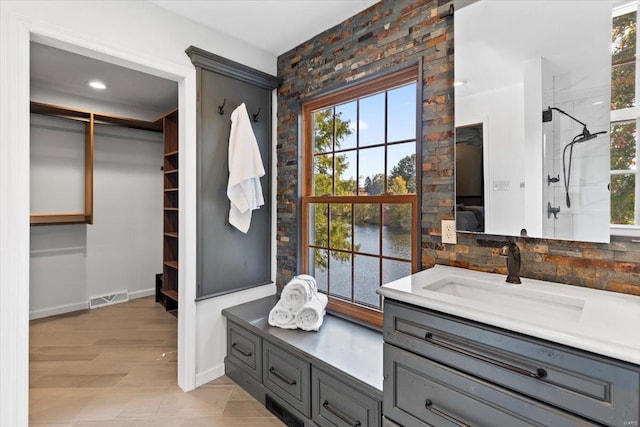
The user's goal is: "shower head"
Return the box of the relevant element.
[573,127,606,145]
[562,127,607,209]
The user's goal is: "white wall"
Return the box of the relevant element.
[455,84,526,236]
[30,115,164,319]
[1,2,278,423]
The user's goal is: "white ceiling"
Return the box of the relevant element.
[30,42,179,116]
[150,0,379,55]
[30,1,378,116]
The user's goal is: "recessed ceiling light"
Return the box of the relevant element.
[592,101,604,105]
[453,80,467,87]
[89,80,106,90]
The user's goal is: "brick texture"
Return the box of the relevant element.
[276,0,640,296]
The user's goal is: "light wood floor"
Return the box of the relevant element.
[29,297,285,427]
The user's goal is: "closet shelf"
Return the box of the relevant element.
[164,169,178,175]
[164,188,179,192]
[164,260,179,270]
[164,150,179,157]
[164,232,179,238]
[30,213,90,225]
[160,289,178,302]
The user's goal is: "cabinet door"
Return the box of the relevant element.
[263,340,311,417]
[384,300,640,426]
[312,367,380,427]
[226,321,262,382]
[384,344,598,427]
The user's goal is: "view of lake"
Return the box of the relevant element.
[311,224,412,308]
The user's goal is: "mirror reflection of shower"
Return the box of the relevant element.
[542,88,611,243]
[543,106,607,208]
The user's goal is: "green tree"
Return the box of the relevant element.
[363,173,384,195]
[311,109,358,269]
[389,154,416,193]
[610,13,637,224]
[386,176,412,231]
[610,122,636,224]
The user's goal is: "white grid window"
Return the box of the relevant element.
[611,2,640,234]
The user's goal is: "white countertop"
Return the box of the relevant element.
[376,265,640,365]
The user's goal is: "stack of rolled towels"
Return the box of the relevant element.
[268,274,328,332]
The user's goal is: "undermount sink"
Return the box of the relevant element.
[423,277,585,323]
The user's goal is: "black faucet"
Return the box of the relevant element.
[504,236,521,284]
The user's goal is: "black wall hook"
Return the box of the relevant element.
[252,107,261,122]
[218,98,226,115]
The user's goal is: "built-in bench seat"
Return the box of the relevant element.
[222,295,383,427]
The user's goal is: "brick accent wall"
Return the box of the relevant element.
[276,0,640,296]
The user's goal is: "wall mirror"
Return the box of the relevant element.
[454,0,622,243]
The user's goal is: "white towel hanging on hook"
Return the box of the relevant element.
[227,103,265,233]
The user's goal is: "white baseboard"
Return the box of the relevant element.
[129,288,155,300]
[29,288,155,320]
[195,363,225,388]
[29,301,88,320]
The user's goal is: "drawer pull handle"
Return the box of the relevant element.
[424,332,547,379]
[425,399,470,427]
[323,400,361,427]
[231,343,252,357]
[269,367,296,385]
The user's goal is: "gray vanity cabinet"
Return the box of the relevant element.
[312,367,381,427]
[382,299,640,427]
[263,340,311,417]
[384,344,598,427]
[227,321,262,382]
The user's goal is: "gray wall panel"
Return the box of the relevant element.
[189,47,279,299]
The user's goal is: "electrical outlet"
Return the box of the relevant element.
[441,220,457,244]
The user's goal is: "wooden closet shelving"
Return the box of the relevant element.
[29,101,166,225]
[159,109,179,311]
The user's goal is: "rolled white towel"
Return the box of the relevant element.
[280,278,314,314]
[295,293,329,332]
[268,301,297,329]
[295,274,317,292]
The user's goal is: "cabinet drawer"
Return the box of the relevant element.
[263,340,310,417]
[384,344,598,427]
[227,321,261,382]
[312,367,381,427]
[384,300,640,426]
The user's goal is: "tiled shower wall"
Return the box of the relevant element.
[276,0,640,296]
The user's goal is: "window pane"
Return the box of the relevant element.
[382,259,412,285]
[328,251,351,300]
[313,108,334,154]
[329,204,352,251]
[354,204,380,255]
[387,83,417,142]
[309,248,328,293]
[313,153,333,196]
[309,203,328,247]
[611,62,636,110]
[610,121,637,170]
[335,101,357,150]
[360,146,385,195]
[387,143,416,194]
[335,150,357,195]
[354,254,380,309]
[611,174,635,225]
[382,204,412,260]
[359,92,385,147]
[612,12,636,65]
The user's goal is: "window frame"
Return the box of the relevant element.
[611,2,640,235]
[300,66,420,327]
